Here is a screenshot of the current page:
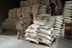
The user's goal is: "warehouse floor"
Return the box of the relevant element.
[0,30,72,48]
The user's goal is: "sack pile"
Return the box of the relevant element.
[17,8,22,17]
[61,24,65,37]
[25,24,39,44]
[54,16,63,36]
[22,6,32,31]
[2,8,17,29]
[31,4,40,19]
[40,5,47,14]
[36,22,54,46]
[48,17,56,25]
[25,14,57,46]
[63,1,72,23]
[20,1,30,7]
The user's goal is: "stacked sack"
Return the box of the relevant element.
[25,24,40,44]
[35,15,56,46]
[63,1,72,23]
[17,8,22,17]
[20,1,30,8]
[27,0,40,5]
[11,8,17,29]
[54,16,63,36]
[35,14,51,21]
[21,6,32,31]
[35,20,54,46]
[2,8,17,29]
[8,9,13,18]
[61,24,65,37]
[48,17,56,25]
[40,0,45,5]
[40,5,47,14]
[25,14,56,46]
[31,4,40,19]
[12,8,17,18]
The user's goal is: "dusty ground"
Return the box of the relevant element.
[0,30,72,48]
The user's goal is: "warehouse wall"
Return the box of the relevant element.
[0,1,20,25]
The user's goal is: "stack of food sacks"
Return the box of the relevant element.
[54,16,63,36]
[48,17,56,39]
[61,24,65,37]
[22,6,32,31]
[20,1,30,8]
[31,4,40,19]
[40,5,47,14]
[17,8,22,17]
[25,23,40,44]
[63,1,72,23]
[34,15,55,46]
[48,17,56,25]
[35,20,54,46]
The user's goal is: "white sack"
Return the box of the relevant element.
[39,37,51,46]
[33,20,47,25]
[38,33,52,40]
[37,28,53,35]
[39,23,53,29]
[25,29,37,34]
[25,33,37,38]
[30,24,40,29]
[25,37,39,43]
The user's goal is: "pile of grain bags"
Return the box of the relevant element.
[54,16,63,36]
[25,24,40,44]
[8,9,13,18]
[45,0,49,6]
[63,1,72,23]
[2,8,17,29]
[40,5,47,14]
[61,24,65,37]
[25,14,56,46]
[31,4,40,19]
[36,23,54,46]
[34,17,56,46]
[17,8,22,17]
[20,1,30,7]
[48,17,56,25]
[2,9,13,29]
[12,8,17,18]
[21,6,31,31]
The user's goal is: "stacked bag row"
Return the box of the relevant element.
[20,0,40,8]
[61,24,65,37]
[54,16,63,36]
[25,14,56,46]
[21,6,32,31]
[2,8,17,29]
[63,1,72,23]
[40,5,47,14]
[31,4,40,19]
[48,17,56,25]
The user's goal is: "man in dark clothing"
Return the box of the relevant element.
[49,1,56,16]
[30,13,33,24]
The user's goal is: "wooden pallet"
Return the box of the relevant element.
[39,42,49,46]
[27,40,38,44]
[27,40,49,46]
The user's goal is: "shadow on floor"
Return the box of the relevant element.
[56,36,72,48]
[0,29,17,36]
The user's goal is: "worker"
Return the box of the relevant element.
[49,1,56,16]
[30,13,33,24]
[16,13,24,39]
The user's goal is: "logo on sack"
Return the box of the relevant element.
[38,29,41,32]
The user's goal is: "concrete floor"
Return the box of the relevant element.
[0,30,72,48]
